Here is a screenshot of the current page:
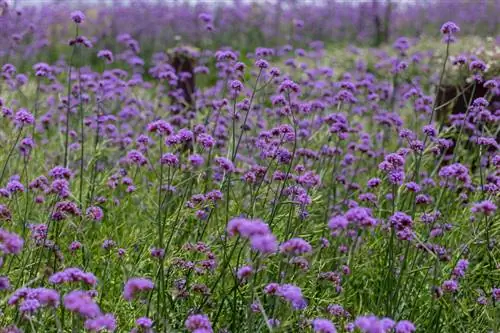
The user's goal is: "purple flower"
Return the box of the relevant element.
[52,201,81,220]
[0,204,12,221]
[49,166,73,179]
[483,79,498,90]
[9,288,59,311]
[71,11,86,24]
[422,125,437,137]
[230,80,243,93]
[469,60,486,72]
[327,304,348,317]
[277,284,307,310]
[345,207,377,227]
[123,278,154,301]
[0,276,10,290]
[185,314,212,332]
[492,288,500,301]
[227,218,270,238]
[236,265,253,281]
[215,157,235,173]
[279,79,300,94]
[197,133,215,149]
[86,206,104,222]
[270,67,281,77]
[379,153,405,172]
[367,178,381,188]
[150,247,165,259]
[147,120,173,136]
[255,59,269,69]
[268,318,280,327]
[440,21,460,35]
[49,179,70,198]
[14,109,34,126]
[6,180,24,194]
[49,268,97,286]
[198,13,212,23]
[471,200,497,216]
[390,212,413,231]
[345,322,355,332]
[250,234,278,254]
[206,190,223,202]
[136,317,153,328]
[0,229,24,255]
[355,315,395,333]
[393,37,410,54]
[97,50,114,63]
[264,283,280,295]
[102,239,116,250]
[477,296,488,305]
[161,153,179,166]
[452,259,469,279]
[312,318,337,333]
[452,55,467,66]
[328,216,349,231]
[178,128,194,143]
[394,320,416,333]
[33,63,51,77]
[297,171,321,188]
[188,154,204,168]
[127,150,148,166]
[19,299,40,314]
[279,238,312,256]
[19,137,34,156]
[442,279,458,293]
[63,290,101,318]
[69,241,82,252]
[405,182,421,192]
[84,313,117,332]
[438,163,471,186]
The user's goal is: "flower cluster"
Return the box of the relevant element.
[0,8,496,333]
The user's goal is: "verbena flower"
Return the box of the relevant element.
[355,315,395,333]
[84,313,117,332]
[312,318,337,333]
[64,290,100,318]
[14,109,34,126]
[185,314,213,332]
[0,229,24,255]
[471,200,497,216]
[49,268,97,286]
[276,284,307,310]
[97,50,114,63]
[71,11,86,24]
[279,238,312,256]
[123,278,154,301]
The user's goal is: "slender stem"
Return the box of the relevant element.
[63,25,79,168]
[0,127,23,185]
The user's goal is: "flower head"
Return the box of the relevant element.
[71,11,85,24]
[440,21,460,35]
[312,318,337,333]
[123,278,154,301]
[185,314,212,332]
[63,290,101,318]
[14,109,34,126]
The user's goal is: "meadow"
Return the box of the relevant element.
[0,1,499,332]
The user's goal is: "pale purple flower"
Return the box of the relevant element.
[123,278,154,301]
[312,318,337,333]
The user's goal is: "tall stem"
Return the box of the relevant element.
[63,25,79,168]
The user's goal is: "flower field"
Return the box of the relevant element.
[0,1,498,332]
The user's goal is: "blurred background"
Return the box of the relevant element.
[1,0,498,69]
